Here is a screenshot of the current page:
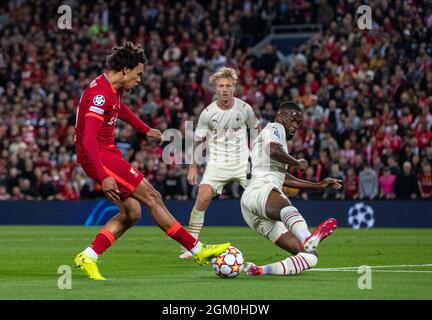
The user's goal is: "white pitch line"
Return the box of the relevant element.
[309,269,432,273]
[309,264,432,271]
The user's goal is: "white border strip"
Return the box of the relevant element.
[310,264,432,271]
[308,263,432,273]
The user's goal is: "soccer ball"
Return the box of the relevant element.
[211,246,244,278]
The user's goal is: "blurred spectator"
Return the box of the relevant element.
[5,168,20,194]
[352,154,364,176]
[11,186,23,200]
[0,0,431,201]
[395,162,418,200]
[418,162,432,199]
[344,167,359,200]
[359,164,379,200]
[340,141,355,166]
[316,0,334,30]
[57,182,79,201]
[38,173,57,200]
[165,166,182,200]
[323,163,345,199]
[387,156,401,176]
[300,167,320,200]
[0,185,11,200]
[19,178,39,200]
[379,167,396,200]
[153,171,167,198]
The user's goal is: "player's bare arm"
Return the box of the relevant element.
[284,173,343,190]
[269,142,308,170]
[147,128,163,142]
[187,138,205,185]
[81,111,121,202]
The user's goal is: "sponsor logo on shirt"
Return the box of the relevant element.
[107,115,118,126]
[89,106,105,115]
[93,95,105,106]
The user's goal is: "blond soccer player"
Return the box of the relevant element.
[179,67,260,258]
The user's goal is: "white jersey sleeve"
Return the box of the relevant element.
[195,108,209,141]
[245,103,260,129]
[248,122,288,190]
[265,122,285,145]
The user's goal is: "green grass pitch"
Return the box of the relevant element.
[0,226,431,300]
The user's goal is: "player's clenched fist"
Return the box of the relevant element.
[147,128,163,145]
[101,176,121,202]
[187,165,198,185]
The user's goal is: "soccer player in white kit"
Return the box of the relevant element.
[179,67,260,258]
[241,101,342,276]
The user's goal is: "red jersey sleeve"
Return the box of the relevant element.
[119,102,151,134]
[83,87,109,121]
[80,86,111,181]
[82,115,109,181]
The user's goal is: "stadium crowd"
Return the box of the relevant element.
[0,0,432,201]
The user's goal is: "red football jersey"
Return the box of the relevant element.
[75,73,122,154]
[74,73,150,182]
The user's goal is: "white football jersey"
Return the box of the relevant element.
[248,122,288,190]
[195,97,259,164]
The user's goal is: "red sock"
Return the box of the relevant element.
[166,222,198,251]
[89,229,116,255]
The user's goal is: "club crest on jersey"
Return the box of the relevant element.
[93,95,105,106]
[130,167,138,178]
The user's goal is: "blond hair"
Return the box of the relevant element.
[209,66,238,85]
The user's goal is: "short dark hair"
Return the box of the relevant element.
[278,101,302,113]
[106,42,146,72]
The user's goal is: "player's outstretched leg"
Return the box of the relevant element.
[179,206,205,259]
[279,206,312,245]
[180,184,214,259]
[74,198,142,280]
[74,252,106,280]
[244,252,318,276]
[132,179,229,265]
[267,192,337,253]
[243,230,318,276]
[303,218,337,252]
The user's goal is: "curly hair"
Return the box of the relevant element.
[279,101,302,113]
[106,42,146,72]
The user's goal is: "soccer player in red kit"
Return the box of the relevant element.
[74,42,229,280]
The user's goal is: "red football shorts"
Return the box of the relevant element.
[79,146,144,200]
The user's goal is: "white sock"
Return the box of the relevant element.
[280,206,311,243]
[262,252,318,275]
[188,207,206,239]
[181,207,205,253]
[84,247,98,259]
[190,241,201,255]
